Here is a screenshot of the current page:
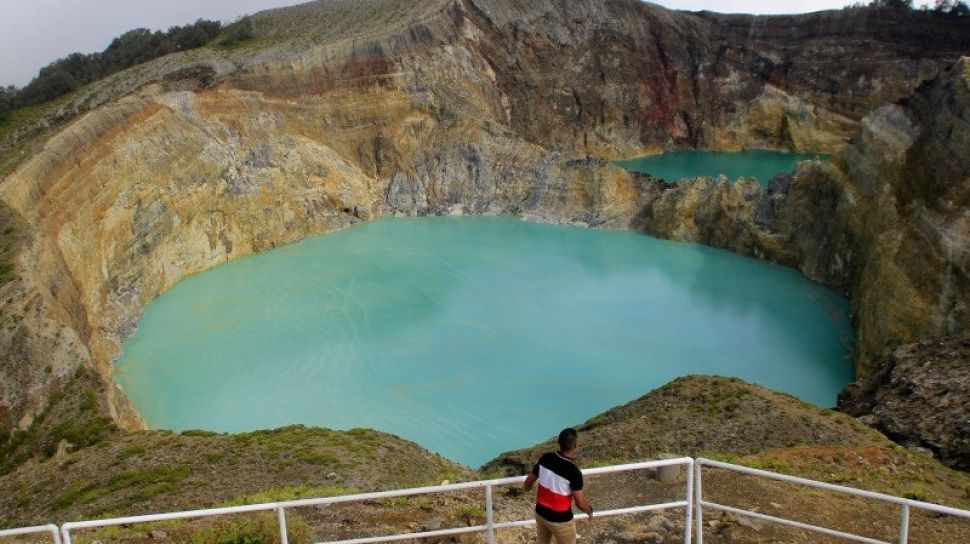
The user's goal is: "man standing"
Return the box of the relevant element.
[523,428,593,544]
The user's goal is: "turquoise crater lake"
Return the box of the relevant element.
[114,217,853,467]
[615,149,828,186]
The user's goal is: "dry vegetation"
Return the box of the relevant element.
[251,0,451,43]
[0,2,967,543]
[487,376,970,543]
[0,422,468,527]
[2,376,969,544]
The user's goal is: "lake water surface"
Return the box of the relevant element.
[615,149,827,185]
[114,217,853,467]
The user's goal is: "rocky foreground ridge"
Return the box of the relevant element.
[3,376,970,543]
[0,0,968,479]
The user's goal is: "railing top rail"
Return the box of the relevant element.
[36,454,970,543]
[584,457,693,475]
[313,500,692,544]
[696,457,970,519]
[62,458,693,531]
[0,524,58,538]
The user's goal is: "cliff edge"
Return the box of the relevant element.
[0,0,967,477]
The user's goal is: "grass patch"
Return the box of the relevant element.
[0,91,82,177]
[740,455,793,473]
[294,450,338,466]
[183,429,221,437]
[347,428,379,440]
[223,485,356,506]
[452,505,486,524]
[1,374,116,475]
[117,445,148,460]
[700,452,739,464]
[43,413,115,456]
[903,486,929,502]
[0,261,14,284]
[0,100,65,142]
[187,512,313,544]
[84,520,187,542]
[0,207,19,285]
[55,465,192,509]
[583,414,609,428]
[204,451,227,463]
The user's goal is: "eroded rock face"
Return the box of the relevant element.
[837,57,970,374]
[841,338,970,470]
[462,0,968,155]
[638,59,970,383]
[634,59,970,462]
[0,204,99,430]
[0,0,967,437]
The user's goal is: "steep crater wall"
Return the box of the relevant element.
[0,0,967,450]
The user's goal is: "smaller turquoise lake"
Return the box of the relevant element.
[114,217,854,467]
[615,149,827,185]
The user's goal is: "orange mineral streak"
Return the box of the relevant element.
[0,66,467,420]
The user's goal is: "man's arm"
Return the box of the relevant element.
[573,489,593,520]
[523,472,537,491]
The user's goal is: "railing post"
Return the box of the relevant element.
[898,504,909,544]
[48,524,62,544]
[485,485,495,544]
[684,460,694,544]
[29,459,970,544]
[277,506,289,544]
[694,462,703,544]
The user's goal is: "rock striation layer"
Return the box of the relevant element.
[632,58,970,465]
[0,0,967,447]
[637,57,970,380]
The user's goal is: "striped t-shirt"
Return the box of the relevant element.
[532,451,583,522]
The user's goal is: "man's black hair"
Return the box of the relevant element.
[558,427,578,451]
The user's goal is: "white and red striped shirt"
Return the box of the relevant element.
[532,451,583,522]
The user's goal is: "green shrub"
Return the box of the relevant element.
[746,456,792,473]
[44,414,115,456]
[109,465,191,489]
[55,465,191,509]
[5,19,222,110]
[295,450,338,466]
[224,485,355,506]
[117,444,148,459]
[79,389,97,412]
[903,486,929,502]
[204,451,226,463]
[220,17,255,48]
[584,414,608,428]
[182,429,221,437]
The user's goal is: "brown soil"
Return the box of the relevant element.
[3,376,970,543]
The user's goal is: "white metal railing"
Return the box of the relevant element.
[0,524,60,544]
[694,457,970,544]
[57,457,695,544]
[4,456,970,544]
